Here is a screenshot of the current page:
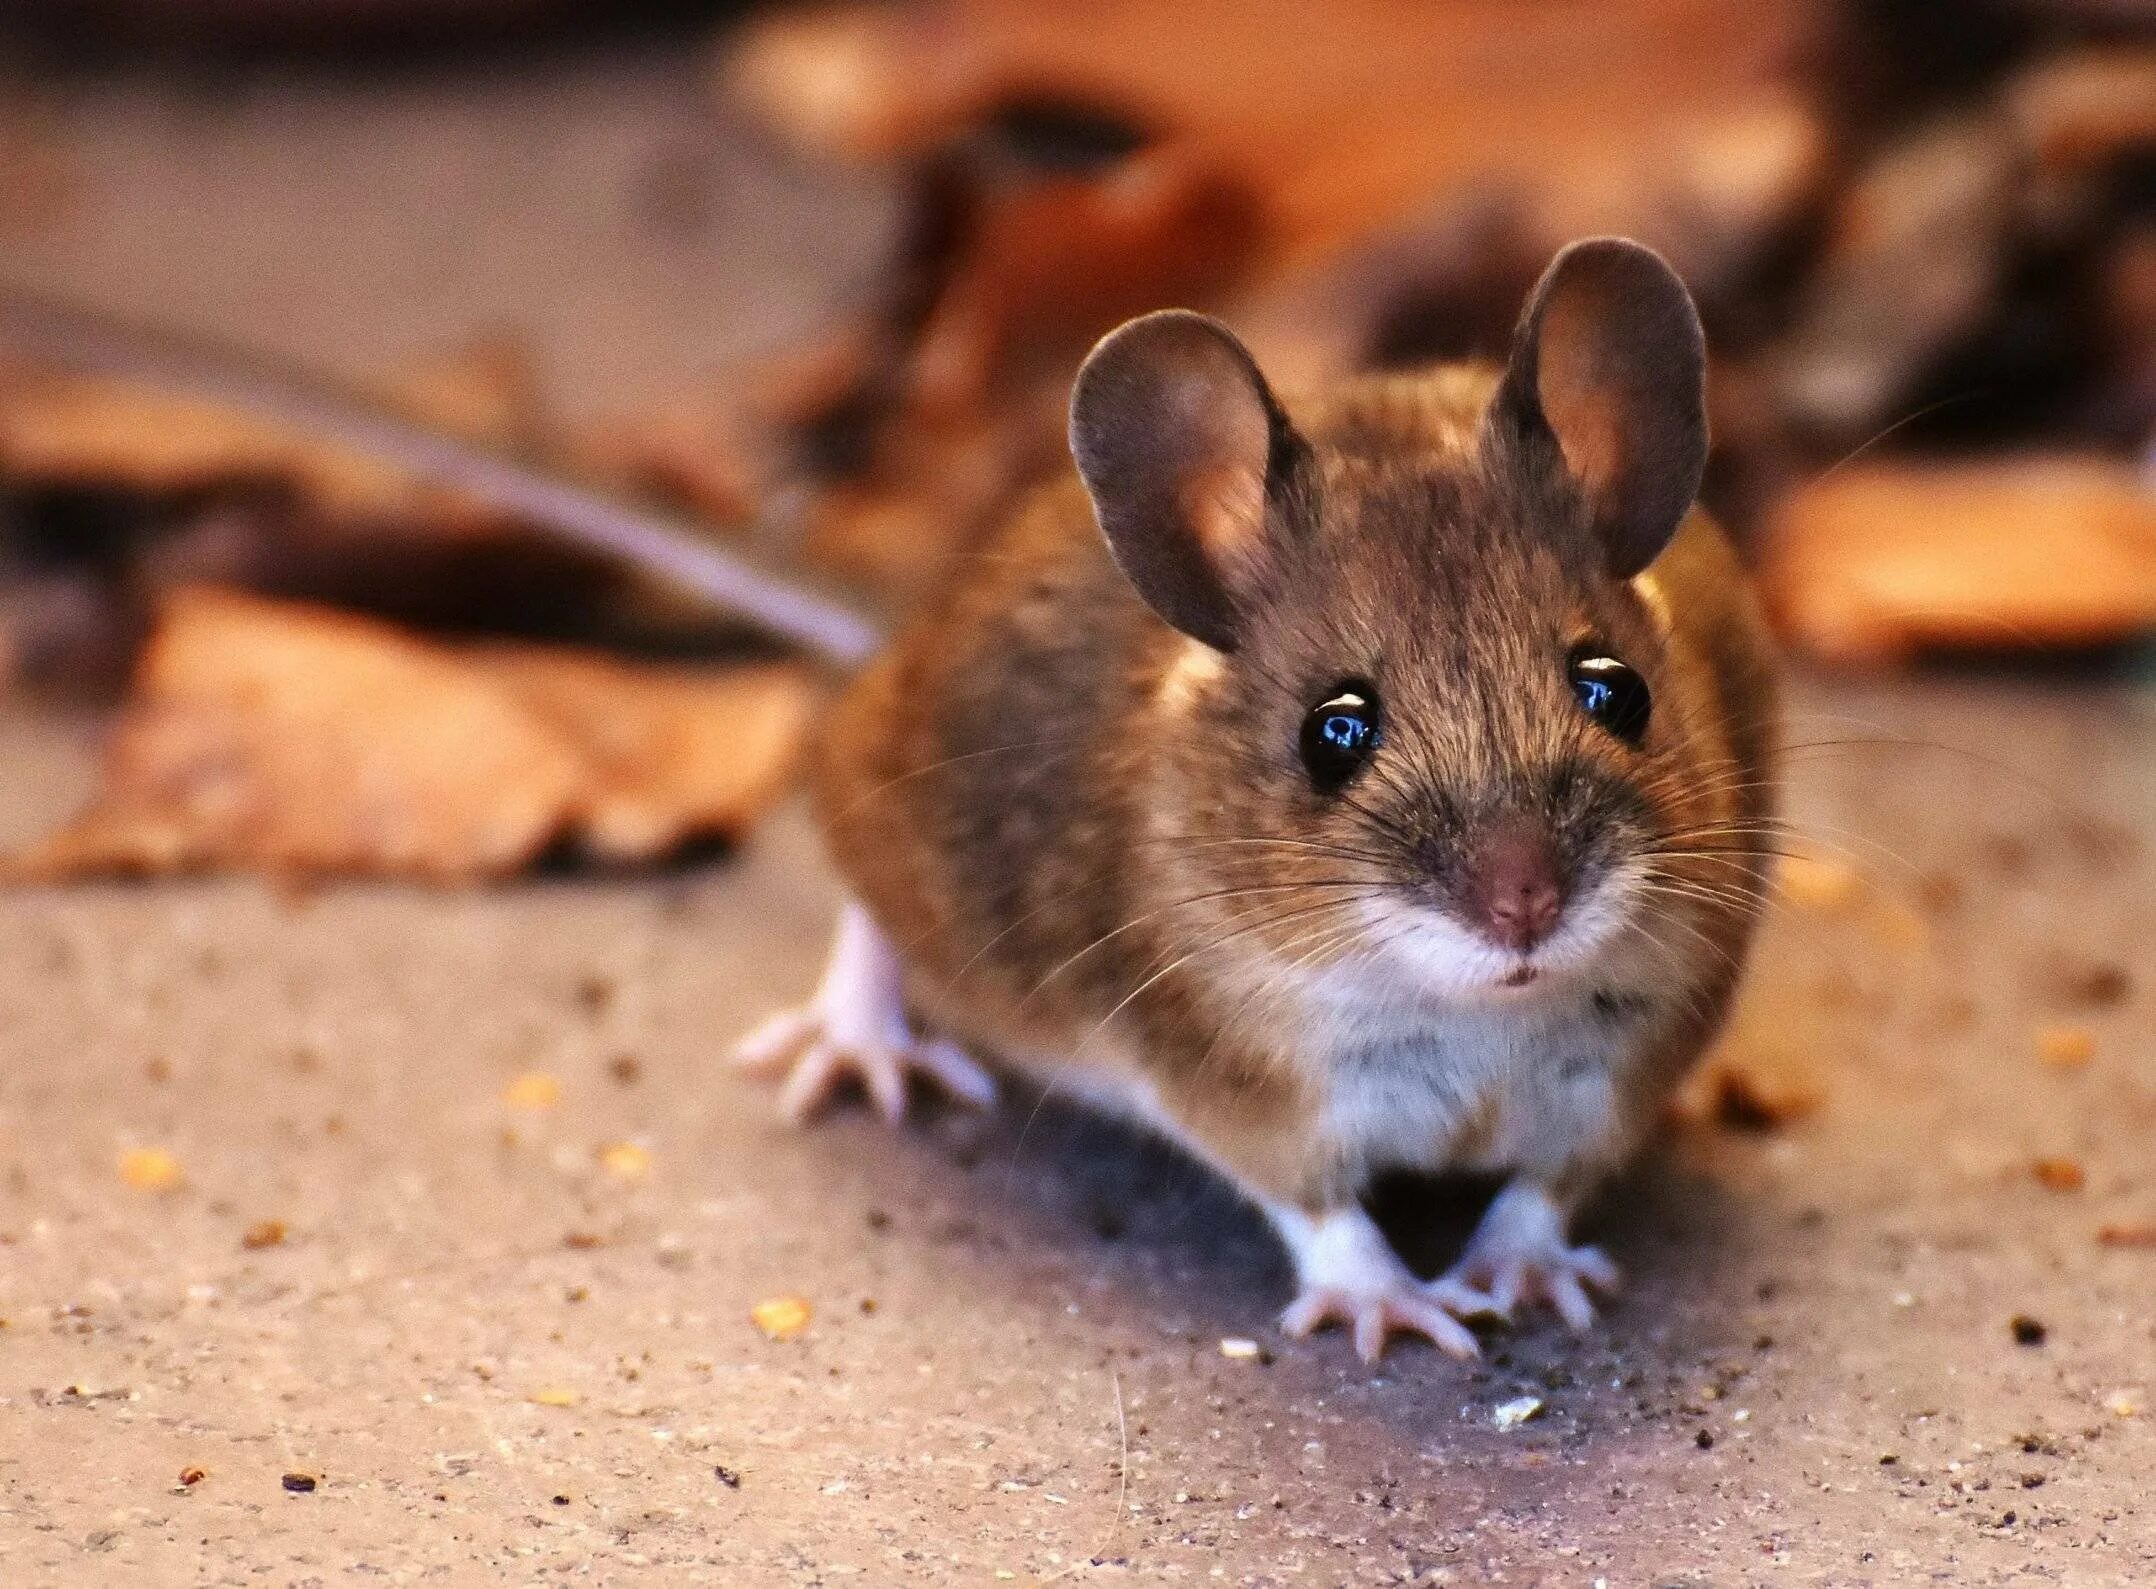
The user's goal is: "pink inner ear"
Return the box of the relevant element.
[1536,289,1629,510]
[1180,460,1268,568]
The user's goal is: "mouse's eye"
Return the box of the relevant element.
[1300,685,1381,792]
[1569,652,1651,745]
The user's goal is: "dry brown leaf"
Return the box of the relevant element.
[10,588,811,882]
[1762,458,2156,666]
[720,0,1813,266]
[1671,1048,1825,1131]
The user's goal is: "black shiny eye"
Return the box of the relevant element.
[1300,684,1380,792]
[1569,652,1651,745]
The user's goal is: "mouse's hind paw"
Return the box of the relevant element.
[732,902,996,1124]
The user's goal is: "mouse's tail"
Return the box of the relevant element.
[0,286,884,670]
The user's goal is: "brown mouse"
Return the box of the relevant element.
[736,237,1781,1362]
[5,237,1779,1363]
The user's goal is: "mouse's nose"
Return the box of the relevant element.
[1466,823,1565,952]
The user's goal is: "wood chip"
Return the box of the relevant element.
[2031,1158,2086,1193]
[9,589,811,882]
[240,1219,287,1250]
[2097,1223,2156,1250]
[528,1386,580,1408]
[1762,457,2156,667]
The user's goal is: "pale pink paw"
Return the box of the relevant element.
[1442,1182,1620,1332]
[1280,1279,1485,1364]
[1266,1203,1495,1364]
[733,902,996,1125]
[735,1013,994,1124]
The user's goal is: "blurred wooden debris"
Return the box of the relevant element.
[704,0,2155,666]
[1762,456,2156,664]
[10,587,811,882]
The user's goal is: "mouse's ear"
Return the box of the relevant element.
[1070,310,1295,652]
[1485,237,1707,579]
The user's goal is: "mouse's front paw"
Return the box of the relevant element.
[1440,1182,1620,1332]
[1267,1203,1491,1364]
[1280,1277,1484,1364]
[734,1011,995,1124]
[732,902,996,1125]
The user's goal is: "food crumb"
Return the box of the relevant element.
[714,1465,742,1488]
[1779,853,1862,909]
[502,1072,563,1111]
[529,1386,580,1407]
[280,1472,319,1494]
[2096,1222,2156,1249]
[607,1053,642,1084]
[2103,1389,2141,1418]
[1219,1337,1263,1361]
[1492,1396,1544,1431]
[117,1147,184,1192]
[2031,1158,2086,1193]
[1695,1429,1715,1450]
[240,1219,287,1250]
[751,1295,812,1342]
[2037,1027,2096,1068]
[597,1141,652,1180]
[177,1466,206,1487]
[2011,1315,2048,1346]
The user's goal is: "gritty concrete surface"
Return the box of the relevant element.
[0,31,2153,1589]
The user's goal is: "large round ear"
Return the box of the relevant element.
[1484,238,1707,579]
[1069,310,1296,652]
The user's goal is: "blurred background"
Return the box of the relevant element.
[0,3,2150,1581]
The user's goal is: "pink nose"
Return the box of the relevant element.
[1469,826,1564,952]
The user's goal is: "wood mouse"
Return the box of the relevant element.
[4,236,1779,1362]
[735,237,1780,1361]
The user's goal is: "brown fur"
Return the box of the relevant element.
[813,361,1777,1217]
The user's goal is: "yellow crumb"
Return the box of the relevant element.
[118,1147,184,1192]
[503,1072,564,1111]
[751,1295,812,1342]
[597,1141,651,1180]
[529,1386,580,1407]
[1779,853,1862,910]
[2037,1027,2096,1068]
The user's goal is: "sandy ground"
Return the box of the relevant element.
[0,31,2152,1588]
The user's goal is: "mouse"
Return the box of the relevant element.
[733,236,1780,1361]
[3,235,1780,1363]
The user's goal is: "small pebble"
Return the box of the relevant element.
[281,1472,318,1494]
[2011,1315,2048,1347]
[1492,1396,1544,1431]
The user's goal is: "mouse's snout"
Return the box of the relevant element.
[1459,820,1567,953]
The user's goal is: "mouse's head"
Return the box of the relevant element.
[1071,237,1738,999]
